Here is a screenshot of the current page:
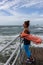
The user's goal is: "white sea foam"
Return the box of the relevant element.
[0,34,43,64]
[0,34,43,53]
[0,34,43,49]
[37,27,42,30]
[0,63,4,65]
[0,34,19,51]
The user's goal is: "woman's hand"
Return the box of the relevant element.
[19,32,22,37]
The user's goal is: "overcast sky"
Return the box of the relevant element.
[0,0,43,25]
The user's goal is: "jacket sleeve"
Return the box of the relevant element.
[20,32,42,44]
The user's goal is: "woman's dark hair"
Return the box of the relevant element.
[24,20,30,27]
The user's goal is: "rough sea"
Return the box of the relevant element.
[0,25,43,65]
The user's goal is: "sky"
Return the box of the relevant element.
[0,0,43,25]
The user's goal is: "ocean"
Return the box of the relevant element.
[0,25,43,64]
[0,25,43,35]
[0,25,43,50]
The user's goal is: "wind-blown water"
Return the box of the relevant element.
[0,25,43,35]
[0,25,43,50]
[0,25,43,64]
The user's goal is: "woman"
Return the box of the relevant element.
[20,20,34,63]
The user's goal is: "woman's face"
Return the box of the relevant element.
[23,23,27,28]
